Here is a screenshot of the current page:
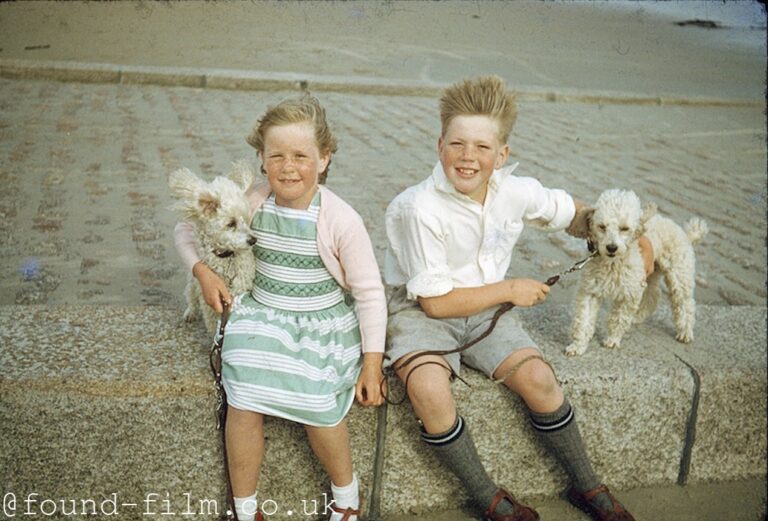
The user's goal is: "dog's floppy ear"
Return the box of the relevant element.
[566,207,595,239]
[198,191,221,217]
[638,202,657,236]
[227,160,256,191]
[168,168,220,219]
[169,168,206,200]
[169,168,213,219]
[641,202,657,223]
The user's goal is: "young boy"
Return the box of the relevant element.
[384,76,644,521]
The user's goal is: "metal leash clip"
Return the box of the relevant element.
[544,251,597,286]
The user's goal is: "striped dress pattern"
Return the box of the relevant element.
[221,192,362,426]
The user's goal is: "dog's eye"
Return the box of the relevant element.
[227,219,237,229]
[620,226,629,232]
[598,224,607,231]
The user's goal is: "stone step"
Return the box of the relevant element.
[1,304,765,520]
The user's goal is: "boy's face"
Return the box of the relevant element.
[438,115,509,204]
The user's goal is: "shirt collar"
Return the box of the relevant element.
[431,161,520,201]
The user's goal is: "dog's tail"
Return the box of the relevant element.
[684,217,709,245]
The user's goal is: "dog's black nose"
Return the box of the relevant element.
[606,244,618,254]
[248,237,257,246]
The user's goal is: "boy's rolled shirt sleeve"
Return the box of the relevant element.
[389,206,454,300]
[520,177,576,231]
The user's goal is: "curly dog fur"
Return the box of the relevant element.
[169,162,257,333]
[565,189,708,356]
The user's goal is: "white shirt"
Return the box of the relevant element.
[385,161,575,300]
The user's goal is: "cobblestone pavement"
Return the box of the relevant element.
[0,78,765,310]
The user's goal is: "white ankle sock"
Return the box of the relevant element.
[234,492,257,521]
[329,474,359,521]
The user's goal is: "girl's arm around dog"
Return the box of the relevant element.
[174,221,231,313]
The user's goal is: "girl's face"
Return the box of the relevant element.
[260,122,330,209]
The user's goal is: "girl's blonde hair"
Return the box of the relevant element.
[246,94,338,184]
[439,75,517,144]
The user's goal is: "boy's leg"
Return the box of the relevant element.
[395,353,456,432]
[225,406,265,521]
[397,355,536,519]
[305,420,359,521]
[494,350,627,515]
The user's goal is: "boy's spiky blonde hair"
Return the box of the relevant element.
[246,94,338,184]
[439,75,517,143]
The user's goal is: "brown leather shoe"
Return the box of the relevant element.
[483,489,540,521]
[567,484,635,521]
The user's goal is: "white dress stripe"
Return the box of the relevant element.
[260,199,320,221]
[254,233,317,256]
[223,350,362,383]
[250,287,344,312]
[255,260,330,283]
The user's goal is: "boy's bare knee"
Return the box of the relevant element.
[396,357,454,414]
[528,361,559,393]
[506,358,559,396]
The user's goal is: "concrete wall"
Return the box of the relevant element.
[1,304,765,520]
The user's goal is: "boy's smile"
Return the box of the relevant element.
[438,115,509,204]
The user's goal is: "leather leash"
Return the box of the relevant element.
[381,252,597,405]
[209,302,239,521]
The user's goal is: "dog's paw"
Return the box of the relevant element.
[183,308,198,323]
[602,337,622,349]
[565,343,587,357]
[676,331,693,343]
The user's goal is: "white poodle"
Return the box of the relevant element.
[169,162,257,333]
[565,189,708,356]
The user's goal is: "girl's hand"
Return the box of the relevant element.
[192,261,232,313]
[355,353,385,407]
[507,278,550,307]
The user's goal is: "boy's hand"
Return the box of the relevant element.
[355,353,385,407]
[507,278,550,307]
[192,261,232,313]
[639,236,655,278]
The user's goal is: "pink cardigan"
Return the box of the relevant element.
[174,183,387,353]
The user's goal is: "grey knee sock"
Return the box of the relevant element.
[422,416,515,515]
[529,398,613,510]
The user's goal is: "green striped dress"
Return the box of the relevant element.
[221,191,362,426]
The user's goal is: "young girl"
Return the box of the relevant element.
[175,95,387,521]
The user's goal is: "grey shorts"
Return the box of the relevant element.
[385,288,537,378]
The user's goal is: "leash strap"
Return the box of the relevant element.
[492,354,557,385]
[382,253,596,405]
[209,302,238,521]
[210,303,230,430]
